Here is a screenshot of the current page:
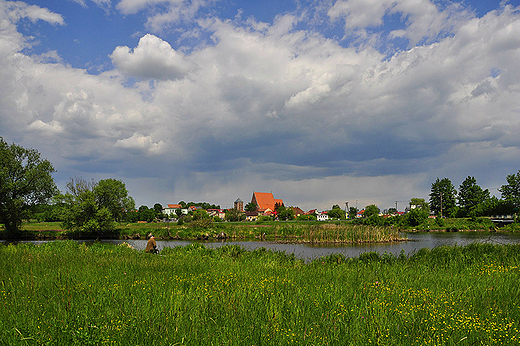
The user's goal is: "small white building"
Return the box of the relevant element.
[317,212,329,221]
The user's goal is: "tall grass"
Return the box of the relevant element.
[2,221,405,243]
[1,241,520,345]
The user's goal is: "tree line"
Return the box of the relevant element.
[1,138,519,237]
[0,138,217,237]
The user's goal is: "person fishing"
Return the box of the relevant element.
[145,235,158,254]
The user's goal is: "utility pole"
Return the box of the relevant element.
[440,192,443,218]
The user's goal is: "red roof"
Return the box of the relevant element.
[251,192,283,212]
[167,204,182,209]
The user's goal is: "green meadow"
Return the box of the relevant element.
[1,241,520,345]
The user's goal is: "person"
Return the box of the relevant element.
[145,235,158,253]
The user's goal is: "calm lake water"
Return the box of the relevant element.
[14,232,516,262]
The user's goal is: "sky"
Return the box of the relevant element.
[1,0,519,212]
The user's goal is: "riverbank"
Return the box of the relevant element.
[2,218,519,242]
[1,241,519,345]
[1,221,406,243]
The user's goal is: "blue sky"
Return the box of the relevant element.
[1,0,519,211]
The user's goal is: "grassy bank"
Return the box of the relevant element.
[2,221,404,243]
[1,241,520,345]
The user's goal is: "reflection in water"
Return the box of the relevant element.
[98,232,520,262]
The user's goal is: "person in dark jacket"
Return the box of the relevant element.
[145,235,158,253]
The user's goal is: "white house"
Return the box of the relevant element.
[317,212,329,221]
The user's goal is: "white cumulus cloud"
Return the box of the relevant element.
[110,34,197,80]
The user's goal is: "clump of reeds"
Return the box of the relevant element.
[300,223,402,243]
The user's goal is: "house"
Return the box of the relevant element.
[251,191,284,213]
[163,204,188,216]
[207,209,226,219]
[245,211,258,222]
[317,211,329,221]
[291,207,305,217]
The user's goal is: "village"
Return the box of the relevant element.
[161,191,407,222]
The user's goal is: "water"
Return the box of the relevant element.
[95,232,520,262]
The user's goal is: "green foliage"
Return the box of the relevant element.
[434,216,446,227]
[327,206,346,219]
[191,209,210,220]
[225,208,245,221]
[499,170,520,211]
[94,178,134,221]
[245,202,257,212]
[410,198,429,213]
[275,204,294,220]
[0,138,57,236]
[60,177,133,235]
[296,214,317,221]
[404,207,429,227]
[457,176,490,216]
[429,177,457,217]
[363,204,380,218]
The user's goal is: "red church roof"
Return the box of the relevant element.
[251,192,284,212]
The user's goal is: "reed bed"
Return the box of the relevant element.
[1,241,520,345]
[299,223,402,243]
[4,221,405,244]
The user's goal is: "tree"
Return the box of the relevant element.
[245,202,257,212]
[363,205,380,218]
[387,208,398,215]
[328,205,346,219]
[275,204,294,221]
[225,208,245,222]
[94,178,134,222]
[429,178,457,217]
[410,198,429,213]
[404,208,429,227]
[0,138,57,236]
[61,177,134,234]
[458,176,490,216]
[348,207,358,219]
[499,170,520,211]
[137,205,155,222]
[153,203,164,218]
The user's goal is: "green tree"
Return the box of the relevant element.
[499,170,520,211]
[387,208,398,215]
[94,178,134,222]
[328,205,346,219]
[192,209,210,221]
[225,208,245,222]
[404,208,429,227]
[348,207,358,219]
[275,204,294,221]
[458,176,490,216]
[61,177,134,234]
[429,178,457,217]
[137,205,155,222]
[410,198,430,213]
[363,205,380,218]
[245,202,257,212]
[153,203,164,218]
[0,138,57,236]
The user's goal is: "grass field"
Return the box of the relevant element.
[1,241,520,345]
